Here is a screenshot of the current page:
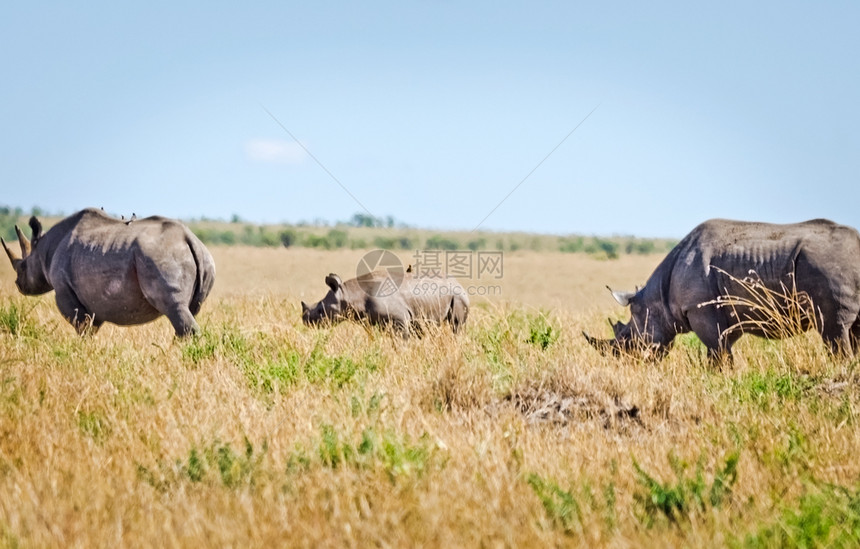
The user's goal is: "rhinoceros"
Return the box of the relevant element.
[1,208,216,336]
[583,218,860,362]
[301,271,469,336]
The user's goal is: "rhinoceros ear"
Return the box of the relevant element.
[325,273,343,293]
[606,285,636,307]
[28,217,42,241]
[301,301,309,313]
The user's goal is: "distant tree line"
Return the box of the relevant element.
[189,223,676,257]
[558,236,663,259]
[0,206,676,258]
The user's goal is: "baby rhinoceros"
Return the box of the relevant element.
[301,271,469,336]
[1,208,215,337]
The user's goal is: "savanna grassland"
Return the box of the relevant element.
[2,245,860,548]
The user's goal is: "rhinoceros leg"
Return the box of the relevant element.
[366,299,413,338]
[821,321,854,358]
[851,318,860,356]
[405,318,422,338]
[686,308,737,365]
[135,253,200,337]
[163,308,199,337]
[448,296,469,334]
[54,288,101,335]
[387,309,414,338]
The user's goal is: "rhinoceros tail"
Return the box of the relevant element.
[186,232,216,316]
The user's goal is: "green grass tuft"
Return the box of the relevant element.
[633,451,739,526]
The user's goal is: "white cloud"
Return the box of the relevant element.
[245,139,307,164]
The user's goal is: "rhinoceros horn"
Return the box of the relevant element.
[301,301,309,314]
[1,236,20,266]
[16,225,31,258]
[1,224,30,267]
[609,319,627,337]
[606,285,636,307]
[582,331,616,355]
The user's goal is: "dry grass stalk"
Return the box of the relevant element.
[700,266,820,344]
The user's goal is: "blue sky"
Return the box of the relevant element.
[2,2,858,238]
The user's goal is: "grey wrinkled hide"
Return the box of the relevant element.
[302,271,469,336]
[1,208,216,336]
[583,218,860,362]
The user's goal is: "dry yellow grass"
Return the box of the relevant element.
[211,247,660,309]
[1,247,859,547]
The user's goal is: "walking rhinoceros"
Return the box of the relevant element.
[583,218,860,362]
[301,271,469,336]
[1,208,215,336]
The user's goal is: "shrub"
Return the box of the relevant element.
[304,234,332,249]
[559,237,584,253]
[585,238,619,259]
[280,229,299,248]
[425,235,460,251]
[467,238,487,251]
[327,229,349,248]
[625,239,656,255]
[526,313,559,350]
[373,236,398,250]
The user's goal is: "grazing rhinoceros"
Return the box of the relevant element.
[1,208,215,336]
[301,271,469,336]
[583,218,860,362]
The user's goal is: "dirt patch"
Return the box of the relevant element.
[497,387,643,430]
[817,376,860,397]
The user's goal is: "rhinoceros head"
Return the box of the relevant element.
[582,285,673,359]
[2,217,52,295]
[302,273,347,326]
